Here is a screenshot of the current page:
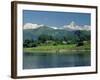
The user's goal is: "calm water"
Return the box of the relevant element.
[23,51,90,69]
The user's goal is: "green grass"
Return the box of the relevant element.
[23,43,90,53]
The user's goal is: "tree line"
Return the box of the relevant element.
[23,30,90,48]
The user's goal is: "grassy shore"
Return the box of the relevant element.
[23,43,90,53]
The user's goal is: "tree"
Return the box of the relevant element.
[63,36,67,41]
[74,30,84,46]
[23,39,38,48]
[38,34,53,43]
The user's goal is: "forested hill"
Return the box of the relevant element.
[23,25,90,43]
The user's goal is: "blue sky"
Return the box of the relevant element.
[23,10,91,28]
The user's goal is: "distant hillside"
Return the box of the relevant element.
[23,25,90,43]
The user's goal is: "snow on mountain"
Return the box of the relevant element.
[63,21,90,31]
[24,22,90,31]
[23,23,44,29]
[50,27,58,29]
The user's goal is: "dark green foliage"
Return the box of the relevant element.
[38,34,53,43]
[23,39,38,48]
[23,26,90,48]
[74,30,91,46]
[76,41,84,47]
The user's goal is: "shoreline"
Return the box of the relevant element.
[23,44,90,54]
[23,49,90,54]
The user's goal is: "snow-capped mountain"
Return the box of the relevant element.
[23,22,90,41]
[63,21,90,31]
[23,21,90,31]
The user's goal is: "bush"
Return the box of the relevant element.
[53,43,57,46]
[76,42,84,47]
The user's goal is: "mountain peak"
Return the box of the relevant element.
[63,21,90,31]
[70,21,76,27]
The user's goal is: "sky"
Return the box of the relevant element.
[23,10,91,28]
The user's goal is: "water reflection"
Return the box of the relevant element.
[23,51,90,69]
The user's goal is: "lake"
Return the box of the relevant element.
[23,51,90,69]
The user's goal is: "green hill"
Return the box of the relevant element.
[23,26,90,43]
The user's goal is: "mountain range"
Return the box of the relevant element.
[23,21,90,31]
[23,22,90,42]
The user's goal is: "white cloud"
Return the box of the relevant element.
[83,25,91,30]
[23,23,43,29]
